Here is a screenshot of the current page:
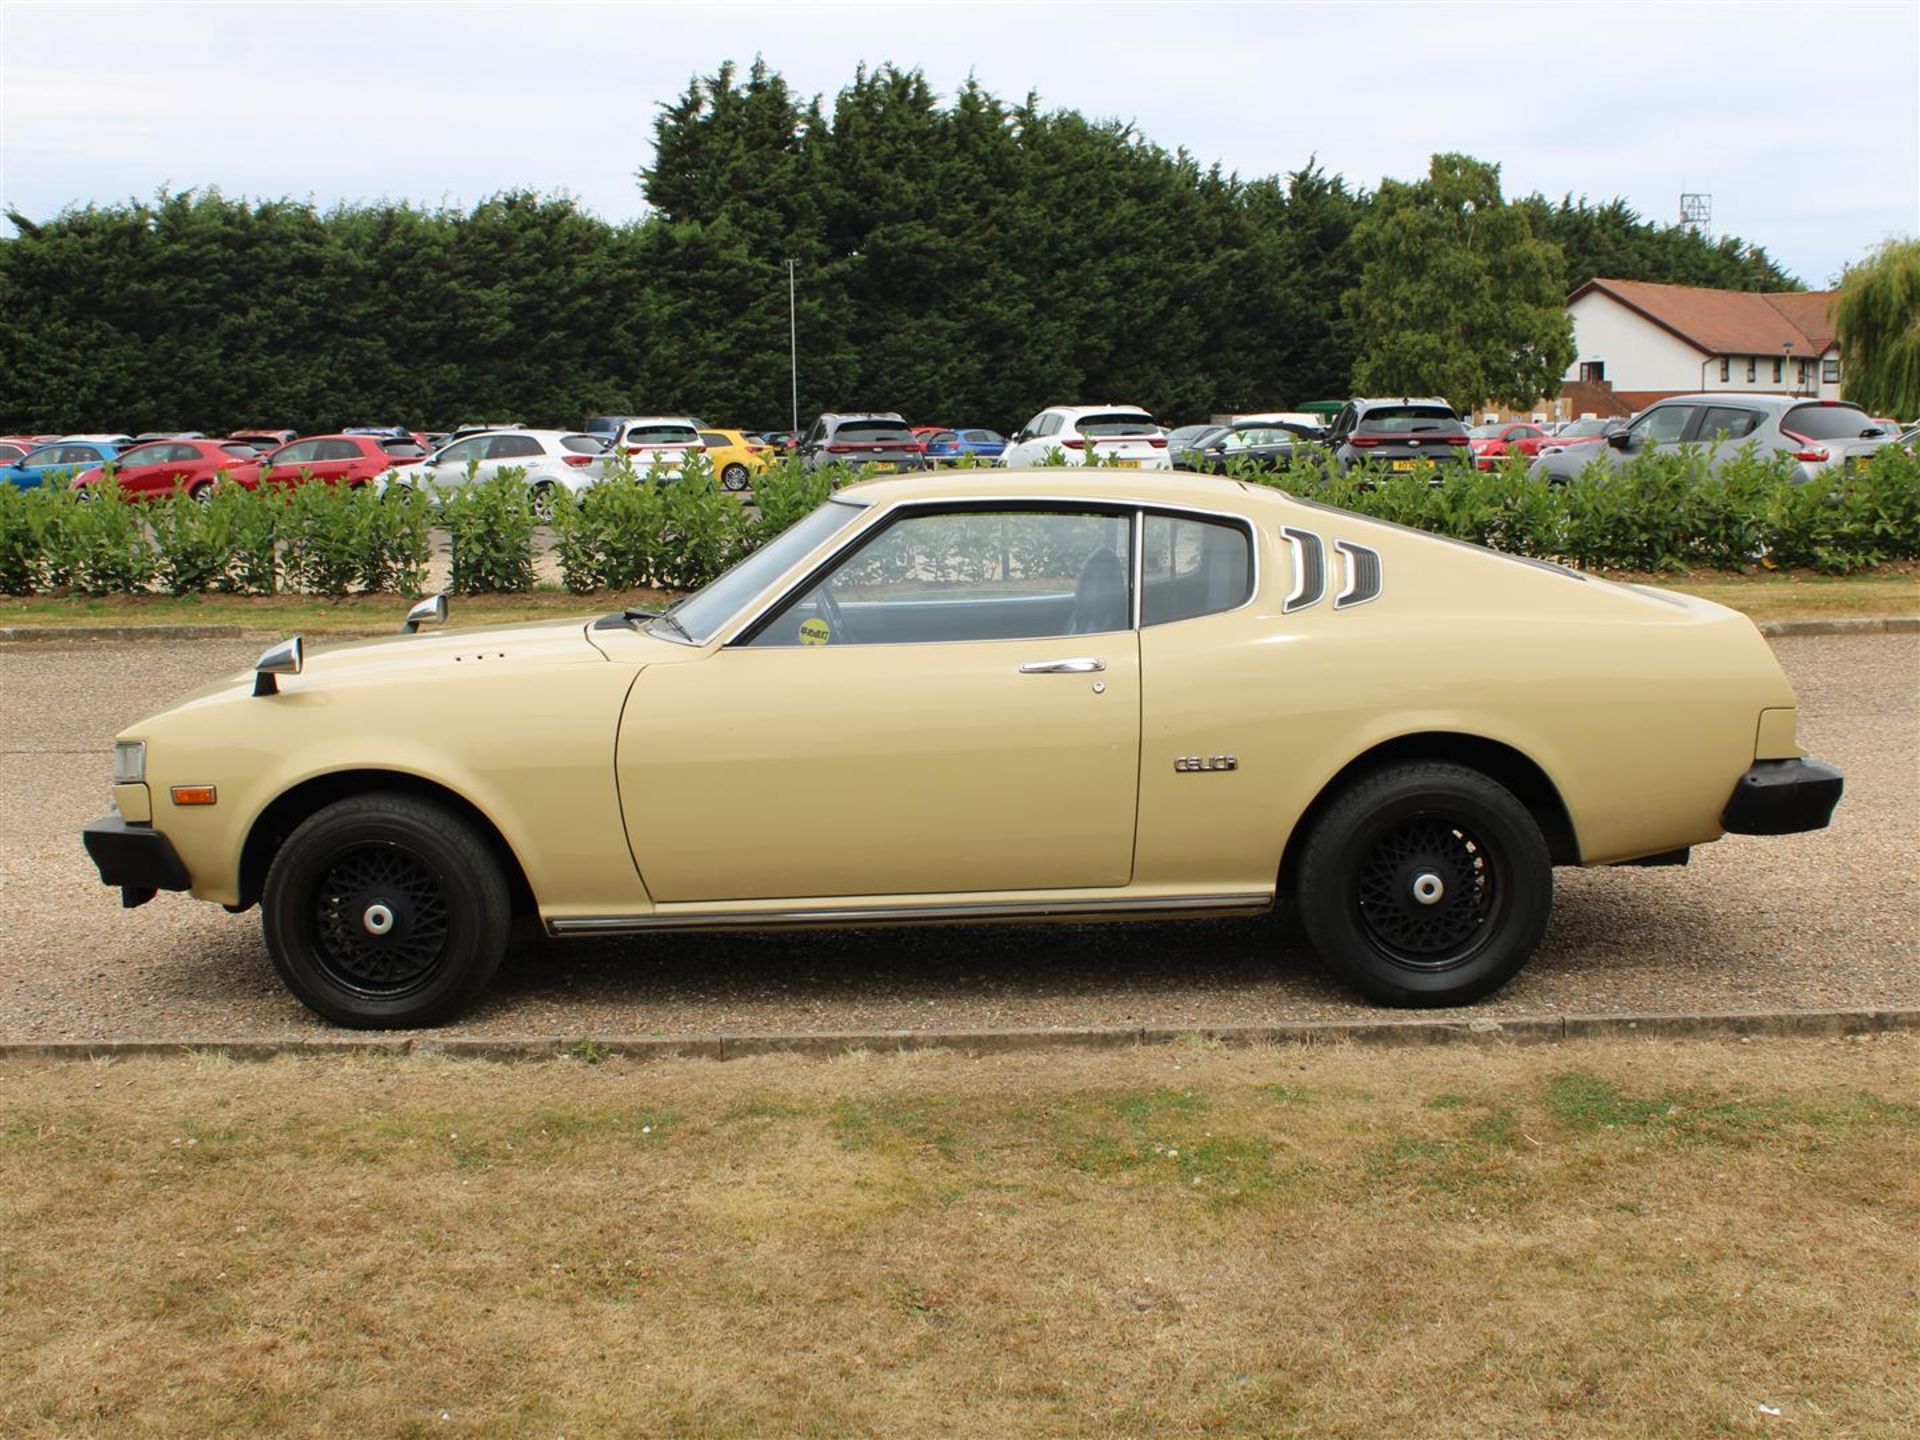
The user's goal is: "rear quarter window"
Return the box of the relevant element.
[561,434,610,454]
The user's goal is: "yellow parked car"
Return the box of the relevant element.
[698,428,773,491]
[83,471,1842,1028]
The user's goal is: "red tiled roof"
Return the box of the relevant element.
[1570,278,1837,356]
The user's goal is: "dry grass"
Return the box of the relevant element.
[1632,562,1917,621]
[1,1035,1915,1438]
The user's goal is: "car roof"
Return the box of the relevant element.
[619,416,702,426]
[839,468,1295,512]
[1647,393,1858,410]
[1040,404,1153,417]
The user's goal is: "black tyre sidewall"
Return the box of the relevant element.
[262,794,510,1028]
[1298,764,1551,1007]
[721,463,749,491]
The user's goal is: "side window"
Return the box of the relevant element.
[274,442,317,467]
[1697,407,1760,442]
[437,438,483,468]
[749,508,1134,648]
[487,434,543,460]
[1017,413,1046,440]
[1141,514,1252,626]
[801,420,825,446]
[1035,412,1063,438]
[320,439,363,461]
[1632,406,1694,446]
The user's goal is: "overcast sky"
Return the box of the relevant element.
[3,0,1915,286]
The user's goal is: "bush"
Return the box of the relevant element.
[211,482,280,595]
[0,482,48,595]
[51,479,154,595]
[282,481,367,595]
[438,469,536,593]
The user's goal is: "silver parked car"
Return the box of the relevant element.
[378,429,610,515]
[1530,394,1898,485]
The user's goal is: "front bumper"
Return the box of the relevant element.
[1721,758,1845,836]
[82,813,192,908]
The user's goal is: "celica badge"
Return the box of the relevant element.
[1175,755,1238,773]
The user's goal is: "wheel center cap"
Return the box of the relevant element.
[362,902,396,936]
[1411,872,1446,906]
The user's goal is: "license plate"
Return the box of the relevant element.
[1116,459,1142,469]
[1390,459,1418,471]
[1853,458,1872,474]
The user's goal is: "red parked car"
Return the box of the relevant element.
[71,439,264,501]
[258,433,430,490]
[1467,422,1557,469]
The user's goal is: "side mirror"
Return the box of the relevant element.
[252,635,304,697]
[1607,430,1633,451]
[401,594,448,634]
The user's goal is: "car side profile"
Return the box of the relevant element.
[1467,422,1556,469]
[2,439,125,490]
[999,405,1171,469]
[83,470,1841,1029]
[71,439,265,501]
[379,429,610,513]
[1530,395,1895,485]
[698,428,774,491]
[259,434,430,492]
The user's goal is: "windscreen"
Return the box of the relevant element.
[661,500,866,644]
[1076,413,1158,437]
[1782,404,1876,440]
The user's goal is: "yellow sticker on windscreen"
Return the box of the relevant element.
[798,617,832,646]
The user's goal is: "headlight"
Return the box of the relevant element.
[113,740,146,784]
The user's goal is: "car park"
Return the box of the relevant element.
[81,468,1842,1028]
[259,434,430,491]
[999,405,1171,469]
[1467,421,1556,469]
[1,438,127,490]
[799,413,929,473]
[698,428,773,491]
[1529,395,1898,486]
[1324,399,1472,474]
[379,429,609,514]
[71,439,264,501]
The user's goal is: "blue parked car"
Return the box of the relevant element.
[950,427,1007,460]
[1,439,126,490]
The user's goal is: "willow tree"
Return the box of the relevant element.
[1834,239,1920,420]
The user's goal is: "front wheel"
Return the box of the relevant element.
[1296,762,1551,1007]
[261,793,511,1028]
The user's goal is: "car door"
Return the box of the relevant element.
[427,436,490,489]
[618,505,1144,903]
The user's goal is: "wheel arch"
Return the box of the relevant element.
[1279,732,1581,890]
[236,769,536,915]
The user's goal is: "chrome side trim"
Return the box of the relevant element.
[1281,526,1325,612]
[548,892,1273,936]
[1333,539,1382,609]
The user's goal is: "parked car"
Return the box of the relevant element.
[1536,418,1623,455]
[1325,399,1472,474]
[698,428,773,491]
[586,414,710,446]
[1,439,126,491]
[605,417,705,480]
[132,431,208,443]
[999,405,1171,469]
[1167,425,1230,469]
[71,439,264,501]
[912,426,965,464]
[946,428,1007,460]
[1467,422,1557,469]
[758,429,801,454]
[259,434,430,492]
[82,469,1842,1028]
[1178,421,1320,473]
[798,413,929,474]
[229,429,297,454]
[0,440,33,465]
[1530,395,1898,486]
[379,429,609,515]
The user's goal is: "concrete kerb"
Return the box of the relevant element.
[3,1008,1913,1065]
[3,617,1916,646]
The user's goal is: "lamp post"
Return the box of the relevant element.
[1783,340,1794,396]
[785,258,799,436]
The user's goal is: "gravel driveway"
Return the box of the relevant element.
[1,630,1914,1041]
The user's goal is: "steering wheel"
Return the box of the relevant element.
[814,581,847,642]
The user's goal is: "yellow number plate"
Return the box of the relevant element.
[1116,459,1142,469]
[1390,459,1417,471]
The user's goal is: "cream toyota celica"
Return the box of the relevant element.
[83,472,1843,1028]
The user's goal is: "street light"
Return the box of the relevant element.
[1783,340,1794,396]
[785,258,799,435]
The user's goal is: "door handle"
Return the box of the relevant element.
[1019,657,1106,674]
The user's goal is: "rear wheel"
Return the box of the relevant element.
[188,480,213,504]
[721,462,750,491]
[261,793,510,1028]
[1296,762,1551,1007]
[530,481,557,521]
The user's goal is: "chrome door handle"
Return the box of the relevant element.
[1019,657,1106,674]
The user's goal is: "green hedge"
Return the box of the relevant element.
[0,446,1914,600]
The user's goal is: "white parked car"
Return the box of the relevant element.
[606,416,706,480]
[378,429,610,515]
[999,405,1172,469]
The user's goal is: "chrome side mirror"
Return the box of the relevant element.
[401,594,448,634]
[252,635,303,697]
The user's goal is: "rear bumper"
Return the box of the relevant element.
[1721,759,1844,836]
[81,813,192,908]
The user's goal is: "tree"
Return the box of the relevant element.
[1343,154,1576,414]
[1833,238,1920,420]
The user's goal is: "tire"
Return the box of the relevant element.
[383,482,414,503]
[188,481,213,505]
[1296,762,1551,1008]
[261,792,511,1028]
[530,481,556,522]
[721,462,750,492]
